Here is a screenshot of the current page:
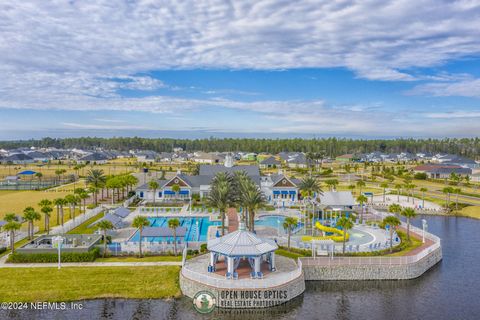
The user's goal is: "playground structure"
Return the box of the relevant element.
[301,221,350,243]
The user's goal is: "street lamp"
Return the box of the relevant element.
[53,235,64,269]
[422,219,428,243]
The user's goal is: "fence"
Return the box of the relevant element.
[0,178,76,190]
[50,206,104,235]
[181,258,303,289]
[105,241,186,255]
[0,226,40,248]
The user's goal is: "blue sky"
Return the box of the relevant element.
[1,1,480,140]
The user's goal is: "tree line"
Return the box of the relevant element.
[1,137,480,158]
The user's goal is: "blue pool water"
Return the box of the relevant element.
[130,216,220,242]
[255,215,286,228]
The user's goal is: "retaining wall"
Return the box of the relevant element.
[180,271,305,309]
[301,246,442,281]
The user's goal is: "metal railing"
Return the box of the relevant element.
[181,259,303,289]
[300,208,442,267]
[49,206,104,235]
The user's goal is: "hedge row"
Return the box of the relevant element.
[0,247,7,255]
[7,248,100,263]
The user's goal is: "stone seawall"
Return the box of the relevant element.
[180,271,305,309]
[301,246,442,281]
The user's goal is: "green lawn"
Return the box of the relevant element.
[67,211,104,234]
[458,206,480,219]
[0,266,181,301]
[95,255,183,262]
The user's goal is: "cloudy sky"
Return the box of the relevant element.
[1,0,480,139]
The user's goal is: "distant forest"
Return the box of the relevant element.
[1,137,480,158]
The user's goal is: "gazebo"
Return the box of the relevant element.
[207,223,278,279]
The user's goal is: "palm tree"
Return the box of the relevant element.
[96,220,114,258]
[380,182,389,203]
[86,169,106,206]
[35,172,43,186]
[171,184,181,200]
[356,180,366,195]
[442,187,453,210]
[299,176,323,231]
[41,205,53,234]
[3,214,22,254]
[22,207,40,240]
[419,187,428,208]
[168,218,180,255]
[337,217,353,253]
[356,195,368,222]
[383,215,400,252]
[64,194,78,220]
[74,188,89,213]
[395,183,402,202]
[325,179,339,191]
[401,207,417,240]
[148,180,160,205]
[38,199,53,233]
[132,216,150,257]
[388,203,402,218]
[241,181,267,232]
[283,217,298,250]
[453,188,461,211]
[53,198,66,226]
[207,172,234,235]
[347,184,356,196]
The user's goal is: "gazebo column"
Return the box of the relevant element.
[209,252,216,272]
[254,256,261,274]
[271,252,276,271]
[227,256,234,275]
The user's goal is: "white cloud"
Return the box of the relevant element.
[409,77,480,98]
[2,1,480,81]
[424,111,480,118]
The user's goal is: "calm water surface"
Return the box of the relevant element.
[2,216,479,320]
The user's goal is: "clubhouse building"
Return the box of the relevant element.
[136,162,301,206]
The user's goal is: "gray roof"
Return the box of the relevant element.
[320,191,355,206]
[4,153,33,161]
[260,157,281,165]
[112,207,130,218]
[92,213,123,228]
[207,229,278,256]
[199,164,260,176]
[80,152,109,161]
[141,226,186,237]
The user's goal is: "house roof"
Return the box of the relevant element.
[80,152,109,161]
[4,153,33,161]
[260,156,281,165]
[112,207,130,218]
[199,164,260,176]
[320,191,355,206]
[91,213,123,228]
[207,227,278,256]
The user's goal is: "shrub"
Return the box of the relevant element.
[200,243,207,253]
[0,247,6,255]
[7,248,100,263]
[414,172,427,180]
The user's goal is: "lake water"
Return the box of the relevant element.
[2,216,480,320]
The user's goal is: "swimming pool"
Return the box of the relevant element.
[129,216,220,242]
[255,215,304,232]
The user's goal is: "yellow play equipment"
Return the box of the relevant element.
[301,222,350,242]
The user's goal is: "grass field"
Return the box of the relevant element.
[0,190,82,231]
[67,211,105,234]
[0,266,181,301]
[459,206,480,219]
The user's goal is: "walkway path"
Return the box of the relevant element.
[227,208,238,232]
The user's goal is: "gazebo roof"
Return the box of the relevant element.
[207,226,278,256]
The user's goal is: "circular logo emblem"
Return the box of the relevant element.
[193,290,216,314]
[282,179,287,184]
[174,178,179,183]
